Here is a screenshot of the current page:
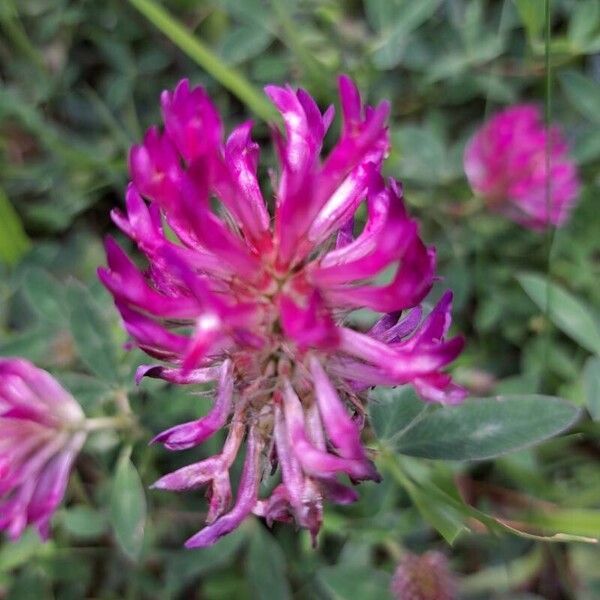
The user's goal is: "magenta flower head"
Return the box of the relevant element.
[99,76,466,547]
[0,359,86,541]
[464,104,580,230]
[390,551,458,600]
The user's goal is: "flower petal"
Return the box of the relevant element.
[185,425,263,548]
[151,360,233,450]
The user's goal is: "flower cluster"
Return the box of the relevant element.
[99,76,465,547]
[0,359,86,540]
[390,551,457,600]
[464,104,580,230]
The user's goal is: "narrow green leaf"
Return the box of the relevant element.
[407,485,467,544]
[127,0,277,123]
[66,280,120,382]
[393,395,580,460]
[559,71,600,125]
[583,357,600,421]
[521,507,600,539]
[0,187,30,265]
[389,459,596,544]
[110,449,147,560]
[517,272,600,355]
[496,520,597,544]
[317,565,393,600]
[246,525,291,600]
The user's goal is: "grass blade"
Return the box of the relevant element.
[128,0,278,123]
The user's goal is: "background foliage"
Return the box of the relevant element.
[1,0,599,598]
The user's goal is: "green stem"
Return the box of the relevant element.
[543,0,556,380]
[83,415,134,433]
[383,539,405,562]
[114,388,133,416]
[543,0,552,128]
[378,448,416,492]
[127,0,278,123]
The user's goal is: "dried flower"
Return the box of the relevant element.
[99,76,466,547]
[464,104,580,230]
[390,551,458,600]
[0,359,86,540]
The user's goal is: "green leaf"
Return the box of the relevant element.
[7,569,47,600]
[513,0,545,42]
[568,0,600,49]
[220,25,273,66]
[571,127,600,164]
[517,272,600,355]
[317,565,393,600]
[460,549,543,595]
[0,530,46,573]
[270,0,331,91]
[0,325,57,363]
[23,268,67,324]
[66,280,120,382]
[368,0,442,70]
[391,126,448,183]
[520,507,600,539]
[494,372,540,395]
[0,186,30,265]
[369,386,428,441]
[389,458,596,544]
[55,373,113,411]
[583,357,600,421]
[165,528,246,596]
[393,395,580,460]
[59,506,108,540]
[407,484,467,544]
[110,449,147,560]
[127,0,278,123]
[245,525,291,600]
[364,0,398,31]
[559,71,600,125]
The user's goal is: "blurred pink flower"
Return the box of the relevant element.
[0,359,86,541]
[464,104,580,229]
[390,551,458,600]
[100,76,466,547]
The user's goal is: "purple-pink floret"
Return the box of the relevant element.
[0,359,85,541]
[464,104,580,230]
[99,76,466,547]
